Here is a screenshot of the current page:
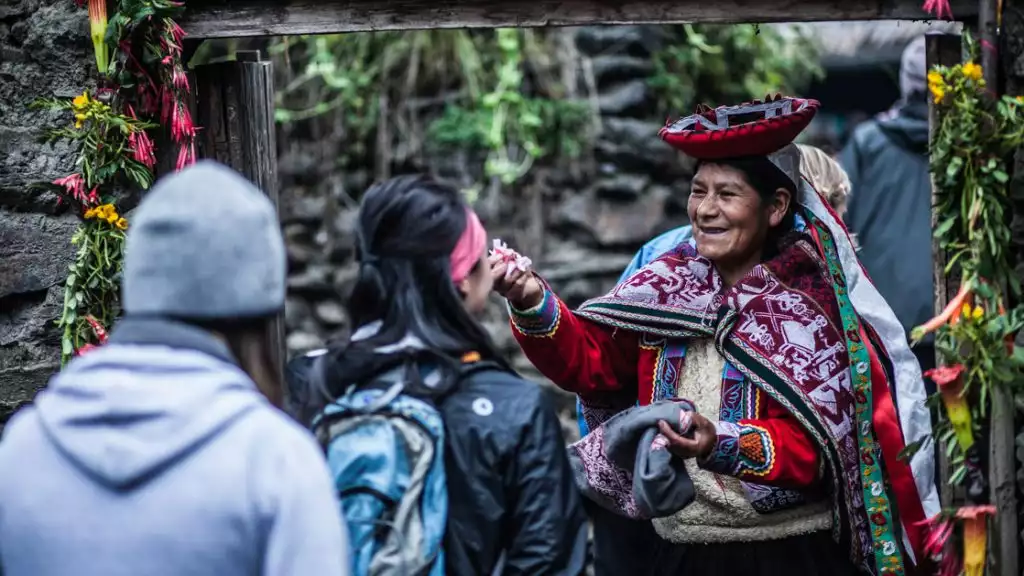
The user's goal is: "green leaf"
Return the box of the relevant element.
[945,437,959,457]
[934,216,957,238]
[898,438,925,461]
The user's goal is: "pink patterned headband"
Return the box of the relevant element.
[450,208,487,283]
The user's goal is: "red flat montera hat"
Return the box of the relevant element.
[659,95,820,159]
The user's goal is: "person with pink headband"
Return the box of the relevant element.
[285,174,587,576]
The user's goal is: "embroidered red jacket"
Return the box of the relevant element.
[509,287,823,492]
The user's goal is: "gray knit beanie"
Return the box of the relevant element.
[900,36,927,100]
[122,161,286,319]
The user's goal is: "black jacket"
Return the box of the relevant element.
[839,98,934,339]
[285,353,589,576]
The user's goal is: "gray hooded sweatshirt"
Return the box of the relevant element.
[0,318,350,576]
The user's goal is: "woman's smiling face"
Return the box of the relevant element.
[687,162,791,284]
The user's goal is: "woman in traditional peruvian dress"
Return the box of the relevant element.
[490,97,940,575]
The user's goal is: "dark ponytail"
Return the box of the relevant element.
[318,174,509,401]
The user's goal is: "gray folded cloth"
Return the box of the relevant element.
[568,400,697,520]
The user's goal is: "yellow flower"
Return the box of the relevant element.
[95,203,116,220]
[972,305,984,320]
[72,91,90,110]
[115,217,128,231]
[963,62,983,81]
[83,208,97,219]
[928,69,948,103]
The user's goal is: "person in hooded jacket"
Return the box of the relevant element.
[287,174,588,576]
[0,161,350,576]
[839,35,936,385]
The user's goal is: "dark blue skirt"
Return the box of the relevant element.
[587,501,861,575]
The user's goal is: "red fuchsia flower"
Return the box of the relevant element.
[74,343,98,356]
[54,173,84,196]
[170,100,195,143]
[162,19,185,56]
[52,173,97,205]
[922,0,954,20]
[957,506,996,576]
[159,36,181,59]
[161,86,175,126]
[130,129,156,169]
[925,364,975,451]
[172,63,189,93]
[84,315,109,344]
[168,24,186,53]
[175,139,196,171]
[87,187,100,205]
[167,18,186,45]
[126,105,156,169]
[916,513,960,576]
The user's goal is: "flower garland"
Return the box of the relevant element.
[912,33,1024,574]
[34,0,195,364]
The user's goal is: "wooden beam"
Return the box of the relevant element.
[193,52,288,401]
[180,0,978,39]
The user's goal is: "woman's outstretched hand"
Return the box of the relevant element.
[657,412,717,460]
[489,244,544,310]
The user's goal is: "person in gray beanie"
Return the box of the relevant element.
[0,161,350,576]
[838,36,939,496]
[839,35,934,382]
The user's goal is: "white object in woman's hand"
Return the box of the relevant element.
[489,239,542,309]
[490,239,533,277]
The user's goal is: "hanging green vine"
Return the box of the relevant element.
[649,24,822,119]
[35,0,195,364]
[428,29,590,196]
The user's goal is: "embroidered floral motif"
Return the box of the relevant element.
[737,424,775,476]
[814,218,904,575]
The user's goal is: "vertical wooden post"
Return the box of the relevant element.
[927,32,964,510]
[193,50,286,387]
[977,0,1018,570]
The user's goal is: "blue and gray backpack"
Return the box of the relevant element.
[314,362,449,576]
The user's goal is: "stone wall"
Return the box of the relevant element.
[276,26,693,434]
[0,0,92,425]
[0,20,692,433]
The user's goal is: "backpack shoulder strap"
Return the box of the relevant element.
[457,356,518,386]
